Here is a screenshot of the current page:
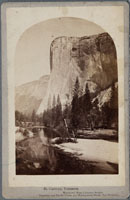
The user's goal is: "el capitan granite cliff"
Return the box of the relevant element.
[37,32,117,114]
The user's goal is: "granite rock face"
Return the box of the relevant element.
[37,32,117,113]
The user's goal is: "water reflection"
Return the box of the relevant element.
[16,128,57,174]
[16,128,118,175]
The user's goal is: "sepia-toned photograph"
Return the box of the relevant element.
[2,1,129,199]
[15,17,118,175]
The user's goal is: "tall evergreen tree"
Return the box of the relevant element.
[63,103,70,120]
[92,98,101,128]
[43,109,51,127]
[73,77,80,97]
[84,83,92,113]
[55,95,62,126]
[82,83,92,128]
[32,109,36,123]
[71,77,80,129]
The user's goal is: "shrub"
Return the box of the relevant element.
[56,124,68,139]
[23,129,29,136]
[32,128,39,134]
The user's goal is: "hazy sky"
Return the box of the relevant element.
[15,17,104,86]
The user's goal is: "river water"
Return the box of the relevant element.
[16,128,118,175]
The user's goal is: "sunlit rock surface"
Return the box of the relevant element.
[38,32,117,113]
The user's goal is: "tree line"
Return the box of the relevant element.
[15,77,118,131]
[42,77,118,131]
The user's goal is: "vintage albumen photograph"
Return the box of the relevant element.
[15,17,118,175]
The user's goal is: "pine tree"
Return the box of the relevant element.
[63,103,70,120]
[92,98,101,128]
[55,95,62,126]
[73,77,80,97]
[84,83,92,113]
[43,109,51,127]
[71,77,80,129]
[82,83,92,128]
[32,109,36,123]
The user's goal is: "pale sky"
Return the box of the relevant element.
[15,17,104,86]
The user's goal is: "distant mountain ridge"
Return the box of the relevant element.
[15,75,49,115]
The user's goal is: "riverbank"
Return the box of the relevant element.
[54,138,118,164]
[53,138,118,174]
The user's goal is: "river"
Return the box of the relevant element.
[16,128,118,175]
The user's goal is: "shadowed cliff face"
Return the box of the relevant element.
[38,32,117,113]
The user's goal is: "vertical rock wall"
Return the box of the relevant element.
[37,32,118,113]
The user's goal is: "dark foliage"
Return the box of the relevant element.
[42,78,118,135]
